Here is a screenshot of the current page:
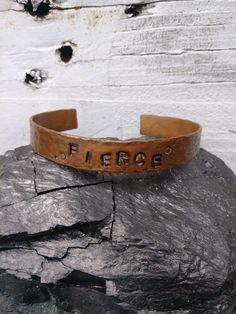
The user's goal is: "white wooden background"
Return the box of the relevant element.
[0,0,235,172]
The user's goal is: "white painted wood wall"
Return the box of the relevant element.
[0,0,235,172]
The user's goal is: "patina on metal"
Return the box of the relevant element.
[30,109,202,173]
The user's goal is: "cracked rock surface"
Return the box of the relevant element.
[0,145,236,313]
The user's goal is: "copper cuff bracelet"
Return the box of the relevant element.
[30,109,202,173]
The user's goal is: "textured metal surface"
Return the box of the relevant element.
[30,109,202,173]
[0,145,235,313]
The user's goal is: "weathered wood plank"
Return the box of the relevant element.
[2,0,236,12]
[120,12,236,32]
[112,25,236,55]
[0,0,154,12]
[1,8,236,92]
[136,0,236,15]
[1,82,236,102]
[108,50,236,86]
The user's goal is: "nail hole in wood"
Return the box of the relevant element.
[24,69,47,87]
[57,45,73,63]
[24,0,50,18]
[124,4,146,17]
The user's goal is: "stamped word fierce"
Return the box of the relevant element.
[68,143,162,168]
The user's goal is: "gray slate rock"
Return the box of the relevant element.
[0,145,236,314]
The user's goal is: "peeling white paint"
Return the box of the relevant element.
[0,0,235,173]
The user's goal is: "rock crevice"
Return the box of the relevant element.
[0,145,235,313]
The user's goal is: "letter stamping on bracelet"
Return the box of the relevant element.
[30,109,202,173]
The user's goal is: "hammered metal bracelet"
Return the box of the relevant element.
[30,109,202,173]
